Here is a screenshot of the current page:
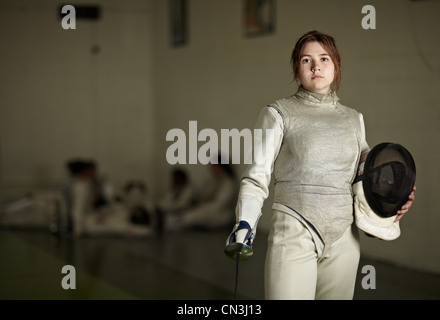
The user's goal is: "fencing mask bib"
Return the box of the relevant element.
[353,143,416,240]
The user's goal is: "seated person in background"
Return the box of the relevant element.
[64,159,113,229]
[0,188,65,233]
[64,158,153,238]
[86,160,113,211]
[123,180,156,227]
[157,168,196,231]
[62,159,90,234]
[165,158,237,231]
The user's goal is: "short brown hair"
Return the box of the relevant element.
[291,30,342,91]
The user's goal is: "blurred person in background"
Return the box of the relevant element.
[156,168,196,235]
[165,156,237,231]
[63,159,154,238]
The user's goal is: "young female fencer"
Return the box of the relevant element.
[226,30,416,300]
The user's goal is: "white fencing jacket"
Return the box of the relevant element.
[236,87,369,245]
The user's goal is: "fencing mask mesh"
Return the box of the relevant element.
[363,143,416,218]
[353,142,416,240]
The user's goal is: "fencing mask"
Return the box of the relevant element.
[353,142,416,240]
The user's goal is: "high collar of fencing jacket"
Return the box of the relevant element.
[294,86,340,106]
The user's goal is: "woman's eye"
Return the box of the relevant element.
[302,59,310,63]
[321,57,329,62]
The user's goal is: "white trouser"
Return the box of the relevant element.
[265,208,360,300]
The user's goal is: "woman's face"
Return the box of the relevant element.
[298,41,335,94]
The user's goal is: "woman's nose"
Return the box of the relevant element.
[312,63,321,72]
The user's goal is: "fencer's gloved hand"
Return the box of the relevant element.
[225,220,255,248]
[225,199,261,260]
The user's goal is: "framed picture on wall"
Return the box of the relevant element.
[169,0,188,47]
[243,0,276,37]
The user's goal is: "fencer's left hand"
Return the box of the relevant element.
[395,186,416,223]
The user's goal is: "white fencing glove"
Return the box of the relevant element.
[224,221,256,260]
